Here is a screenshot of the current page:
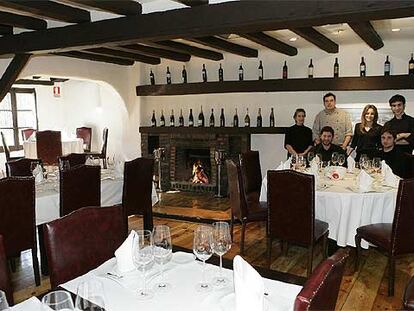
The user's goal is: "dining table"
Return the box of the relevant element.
[23,138,84,159]
[259,168,398,249]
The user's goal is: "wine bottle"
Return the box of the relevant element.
[409,53,414,75]
[202,64,208,82]
[170,109,175,127]
[270,108,275,127]
[384,56,390,76]
[218,64,224,82]
[282,61,288,79]
[160,109,165,127]
[333,57,339,78]
[360,57,366,77]
[258,60,264,80]
[209,108,215,127]
[308,58,314,78]
[151,110,156,127]
[198,106,205,127]
[220,108,225,127]
[182,65,187,83]
[239,63,244,81]
[179,109,184,127]
[166,66,171,84]
[188,109,194,127]
[257,108,262,127]
[244,108,250,127]
[233,108,239,127]
[150,70,155,85]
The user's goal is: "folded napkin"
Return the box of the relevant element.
[357,169,373,192]
[114,230,138,273]
[382,161,399,188]
[276,161,283,170]
[114,160,124,177]
[309,160,319,175]
[283,157,292,169]
[233,255,264,311]
[347,156,355,173]
[85,156,94,166]
[33,164,44,183]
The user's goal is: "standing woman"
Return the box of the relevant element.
[284,108,313,157]
[349,104,382,161]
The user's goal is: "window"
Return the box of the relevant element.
[0,88,38,152]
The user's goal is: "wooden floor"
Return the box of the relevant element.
[9,192,414,310]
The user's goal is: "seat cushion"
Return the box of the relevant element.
[315,219,329,240]
[356,223,392,250]
[246,201,267,222]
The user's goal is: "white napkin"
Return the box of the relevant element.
[309,160,319,175]
[233,255,264,311]
[85,156,94,165]
[114,230,138,273]
[283,157,292,169]
[114,160,124,178]
[33,164,44,183]
[276,161,284,170]
[357,169,373,192]
[28,132,36,142]
[382,161,399,188]
[347,156,355,173]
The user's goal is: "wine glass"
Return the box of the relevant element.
[290,154,298,170]
[297,155,306,171]
[153,225,172,292]
[59,160,70,171]
[42,290,74,310]
[337,154,346,167]
[30,161,38,177]
[132,230,155,300]
[0,290,9,311]
[372,157,381,174]
[307,152,315,165]
[212,222,232,287]
[359,154,369,169]
[75,280,105,311]
[193,225,213,292]
[331,152,339,166]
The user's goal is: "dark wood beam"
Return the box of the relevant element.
[0,54,31,101]
[0,11,46,30]
[59,0,142,16]
[187,37,258,58]
[291,27,338,53]
[348,21,384,50]
[0,1,413,54]
[116,44,190,62]
[240,32,297,56]
[172,0,208,6]
[14,79,54,86]
[83,47,160,65]
[148,40,223,61]
[0,24,12,35]
[53,51,134,66]
[49,77,69,83]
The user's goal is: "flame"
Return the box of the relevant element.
[191,160,209,184]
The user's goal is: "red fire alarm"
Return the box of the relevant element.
[53,85,61,97]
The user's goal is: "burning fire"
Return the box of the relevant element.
[191,160,209,184]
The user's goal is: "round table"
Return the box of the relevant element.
[23,138,84,159]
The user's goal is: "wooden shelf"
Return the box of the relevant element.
[136,75,414,96]
[139,126,288,134]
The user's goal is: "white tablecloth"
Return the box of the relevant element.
[10,297,42,310]
[260,171,398,249]
[23,138,84,159]
[61,252,302,311]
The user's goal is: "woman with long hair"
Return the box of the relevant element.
[349,104,382,161]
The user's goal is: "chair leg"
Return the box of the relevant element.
[388,256,395,296]
[322,232,328,259]
[282,241,288,256]
[9,258,16,273]
[230,216,234,242]
[355,234,362,272]
[102,156,107,169]
[240,222,246,255]
[307,245,314,278]
[32,247,41,286]
[267,237,272,268]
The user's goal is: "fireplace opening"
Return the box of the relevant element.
[175,148,211,184]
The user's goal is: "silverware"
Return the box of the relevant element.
[106,272,123,279]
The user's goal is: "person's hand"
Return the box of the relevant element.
[341,144,347,150]
[314,138,320,145]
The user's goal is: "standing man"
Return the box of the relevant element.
[383,94,414,154]
[312,93,353,150]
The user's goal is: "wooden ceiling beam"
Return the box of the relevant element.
[116,44,190,62]
[0,24,12,35]
[0,11,46,30]
[240,32,297,56]
[0,0,90,23]
[0,53,31,101]
[348,21,384,50]
[58,0,142,16]
[187,37,258,58]
[291,27,338,53]
[172,0,208,6]
[83,47,161,65]
[0,1,413,54]
[52,51,134,66]
[14,79,54,86]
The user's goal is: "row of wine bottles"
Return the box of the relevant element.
[149,53,414,85]
[151,107,275,127]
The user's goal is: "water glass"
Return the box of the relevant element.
[337,154,346,166]
[59,160,70,171]
[132,230,155,300]
[297,155,306,171]
[193,225,213,292]
[331,152,339,166]
[153,225,172,292]
[212,222,232,287]
[75,280,105,311]
[372,157,381,173]
[42,290,74,310]
[0,290,9,311]
[307,152,315,165]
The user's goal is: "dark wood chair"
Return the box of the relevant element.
[122,157,154,231]
[294,248,349,311]
[58,153,87,169]
[403,153,414,179]
[226,159,267,255]
[44,205,127,289]
[36,130,62,166]
[267,170,329,278]
[0,234,13,306]
[355,178,414,296]
[76,127,92,152]
[21,128,36,141]
[1,131,22,163]
[239,150,263,210]
[6,158,41,177]
[59,165,101,217]
[86,128,108,169]
[0,177,40,286]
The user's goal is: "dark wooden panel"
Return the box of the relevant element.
[187,37,258,58]
[0,11,46,30]
[60,0,142,16]
[53,51,134,66]
[349,21,384,50]
[291,27,338,53]
[0,0,90,23]
[14,79,54,86]
[136,75,414,96]
[139,127,289,134]
[0,24,12,35]
[0,53,31,101]
[240,32,297,56]
[83,47,161,64]
[148,40,223,61]
[172,0,208,6]
[116,44,191,62]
